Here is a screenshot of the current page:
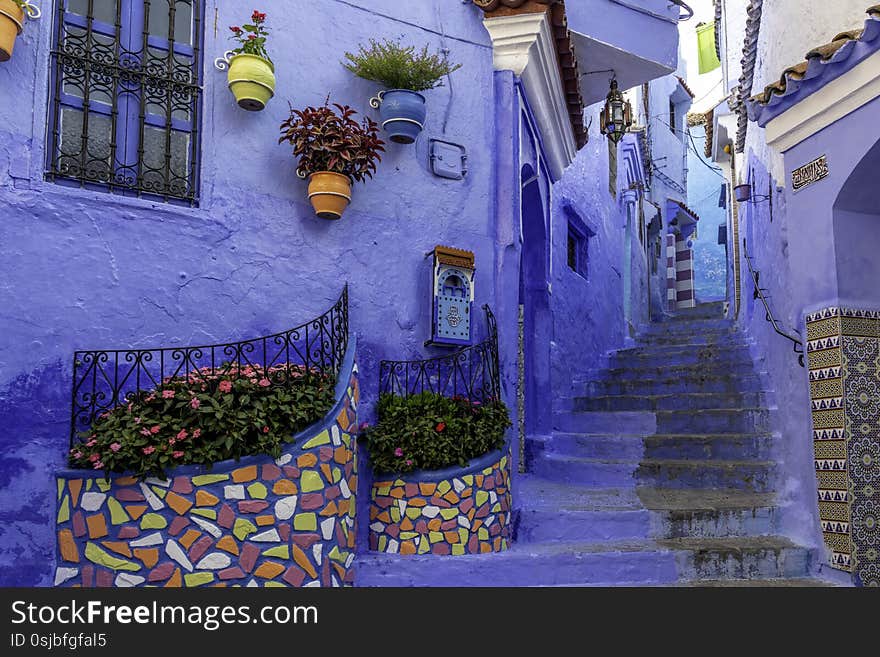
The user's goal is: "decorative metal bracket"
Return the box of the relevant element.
[1,0,40,30]
[296,168,309,180]
[368,90,385,110]
[213,50,235,71]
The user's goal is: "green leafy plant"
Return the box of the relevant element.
[69,363,335,479]
[278,99,385,182]
[229,9,271,62]
[343,39,462,92]
[364,393,511,475]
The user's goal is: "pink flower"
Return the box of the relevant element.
[71,451,83,460]
[472,400,481,406]
[190,397,200,409]
[177,429,188,441]
[173,451,184,459]
[406,459,413,466]
[263,426,270,433]
[168,437,176,446]
[248,33,257,40]
[86,439,97,447]
[259,378,271,387]
[142,446,155,455]
[110,443,122,453]
[89,453,100,462]
[134,417,142,424]
[92,461,104,470]
[394,447,404,457]
[192,428,202,439]
[219,380,232,393]
[359,421,369,431]
[140,429,152,437]
[162,390,175,399]
[436,422,446,433]
[150,425,161,434]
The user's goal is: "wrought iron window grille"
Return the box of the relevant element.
[47,0,204,205]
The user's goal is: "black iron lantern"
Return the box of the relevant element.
[600,79,633,144]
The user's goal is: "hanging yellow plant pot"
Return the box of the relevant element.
[0,0,25,62]
[308,172,352,220]
[227,54,275,111]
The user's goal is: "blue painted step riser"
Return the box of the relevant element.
[355,552,680,586]
[655,409,772,433]
[674,547,816,580]
[516,510,652,543]
[651,508,778,539]
[573,392,774,412]
[637,463,777,492]
[637,330,740,344]
[642,322,736,335]
[585,377,767,396]
[618,343,753,358]
[603,363,759,379]
[538,433,645,460]
[554,411,656,434]
[644,435,776,460]
[529,456,639,488]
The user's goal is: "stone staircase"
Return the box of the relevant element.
[356,302,831,586]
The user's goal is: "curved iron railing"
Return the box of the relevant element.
[743,239,805,367]
[70,286,349,447]
[379,305,501,402]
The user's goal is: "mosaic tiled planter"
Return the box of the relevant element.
[369,448,512,556]
[53,345,359,588]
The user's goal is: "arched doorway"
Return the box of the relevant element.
[519,163,552,439]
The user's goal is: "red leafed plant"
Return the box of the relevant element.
[278,99,385,183]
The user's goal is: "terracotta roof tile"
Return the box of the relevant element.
[677,76,696,99]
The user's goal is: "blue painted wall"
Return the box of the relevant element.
[688,124,727,301]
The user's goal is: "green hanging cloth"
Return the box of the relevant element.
[697,22,721,74]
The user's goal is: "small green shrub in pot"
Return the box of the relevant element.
[365,392,511,475]
[342,38,462,144]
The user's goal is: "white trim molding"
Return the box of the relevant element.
[483,12,578,179]
[765,49,880,161]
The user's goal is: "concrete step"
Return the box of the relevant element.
[601,362,759,380]
[515,478,651,543]
[553,410,656,434]
[634,329,741,346]
[571,392,774,413]
[527,433,646,461]
[530,453,639,487]
[644,432,776,461]
[654,408,772,433]
[664,301,727,319]
[638,488,779,538]
[636,459,777,492]
[658,536,817,581]
[617,341,753,357]
[583,374,767,396]
[355,540,679,587]
[642,318,735,333]
[682,578,838,587]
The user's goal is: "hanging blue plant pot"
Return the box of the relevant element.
[373,89,426,145]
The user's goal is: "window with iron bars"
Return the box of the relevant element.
[47,1,203,205]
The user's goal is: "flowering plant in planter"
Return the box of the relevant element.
[278,99,385,219]
[343,39,462,144]
[223,10,275,111]
[69,364,335,479]
[0,0,41,63]
[364,392,511,475]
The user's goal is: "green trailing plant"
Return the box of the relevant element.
[69,363,335,479]
[364,392,511,475]
[342,38,462,92]
[228,9,271,62]
[278,99,385,181]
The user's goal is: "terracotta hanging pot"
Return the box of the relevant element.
[227,53,275,111]
[308,172,352,220]
[0,0,25,63]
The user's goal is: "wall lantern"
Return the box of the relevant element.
[428,246,475,347]
[600,79,633,144]
[734,178,774,221]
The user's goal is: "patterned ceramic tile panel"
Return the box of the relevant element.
[369,452,512,556]
[806,308,880,584]
[53,366,360,588]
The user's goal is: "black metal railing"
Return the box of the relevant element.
[379,305,501,403]
[70,286,349,447]
[743,239,805,367]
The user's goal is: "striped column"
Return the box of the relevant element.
[675,235,695,309]
[666,233,677,311]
